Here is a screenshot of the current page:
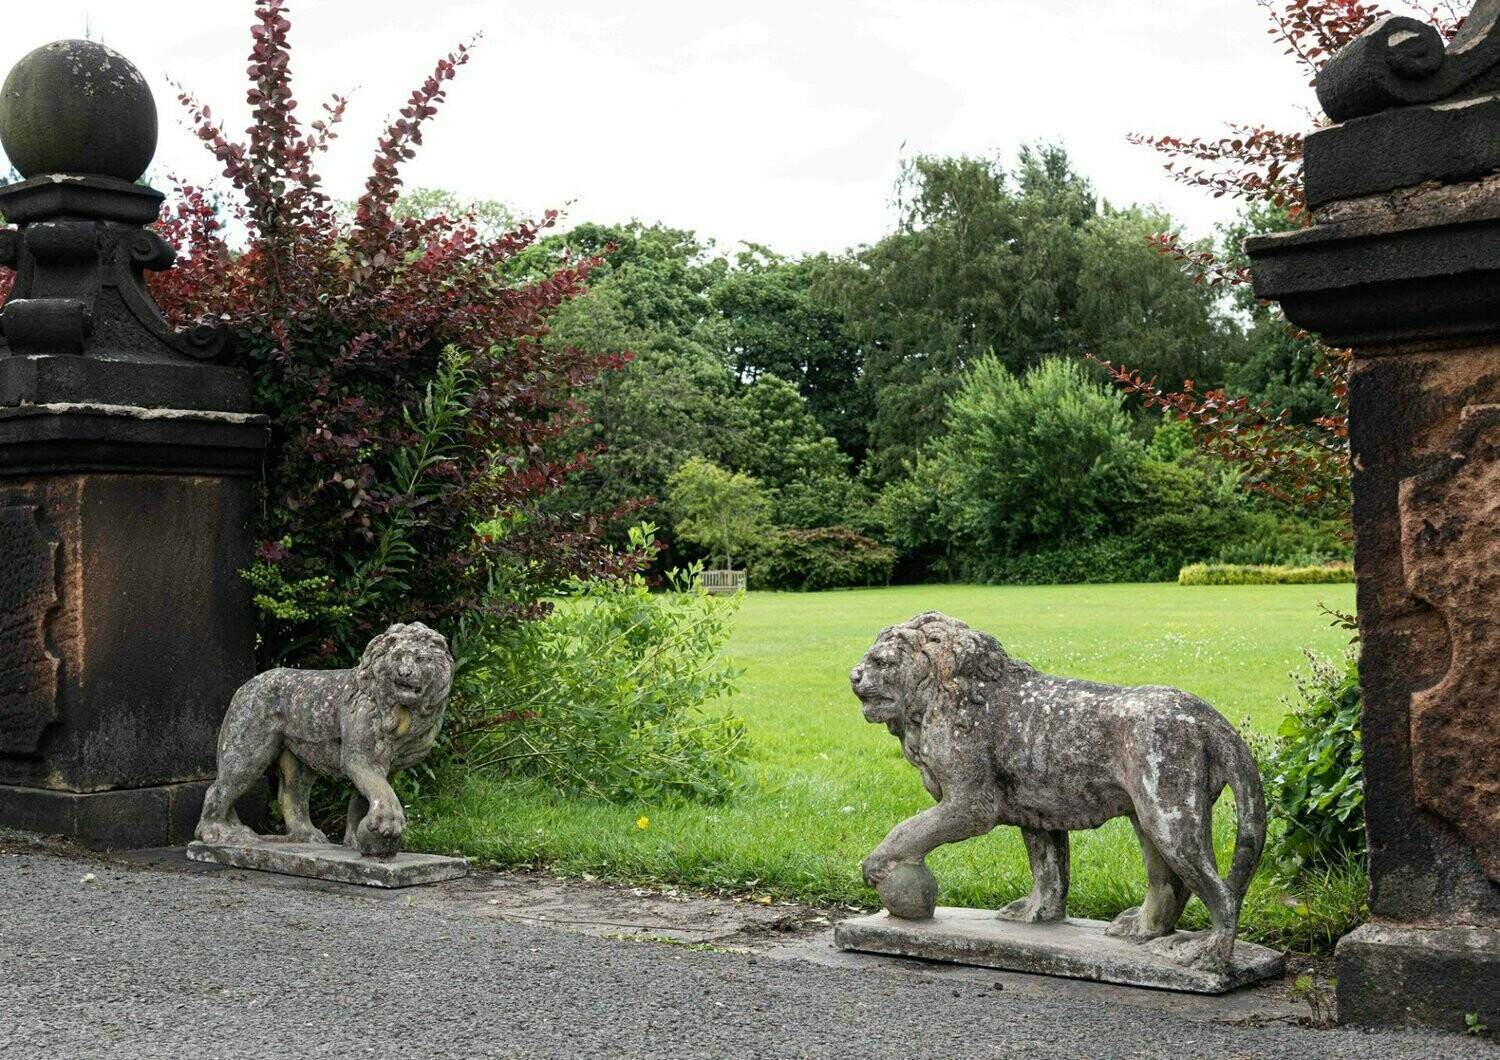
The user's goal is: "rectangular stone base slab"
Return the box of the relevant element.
[1336,921,1500,1030]
[0,780,267,850]
[834,908,1285,994]
[186,839,468,889]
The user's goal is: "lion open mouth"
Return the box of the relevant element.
[860,694,897,721]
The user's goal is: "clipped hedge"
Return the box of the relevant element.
[1178,563,1355,586]
[754,527,896,592]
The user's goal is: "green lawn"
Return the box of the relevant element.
[411,583,1362,949]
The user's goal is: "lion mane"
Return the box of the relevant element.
[872,612,1032,733]
[354,622,454,719]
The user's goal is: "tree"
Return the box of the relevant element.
[384,186,516,239]
[545,279,733,537]
[531,221,735,541]
[667,457,773,572]
[914,357,1144,563]
[721,373,864,531]
[828,145,1240,482]
[708,247,870,459]
[1217,205,1338,424]
[1074,206,1242,393]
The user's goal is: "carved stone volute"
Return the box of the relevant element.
[1317,1,1500,121]
[0,40,244,411]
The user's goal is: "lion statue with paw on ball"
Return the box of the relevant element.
[195,622,454,857]
[850,612,1267,973]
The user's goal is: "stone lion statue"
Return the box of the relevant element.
[851,612,1266,972]
[195,622,454,857]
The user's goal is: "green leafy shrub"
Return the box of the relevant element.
[1180,563,1354,586]
[447,545,748,802]
[1263,652,1364,877]
[754,527,896,591]
[1210,510,1351,567]
[986,535,1154,585]
[921,357,1145,558]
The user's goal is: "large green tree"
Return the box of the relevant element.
[708,247,870,459]
[885,357,1144,566]
[829,145,1240,482]
[539,222,733,533]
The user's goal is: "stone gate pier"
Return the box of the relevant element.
[1248,2,1500,1030]
[0,41,267,847]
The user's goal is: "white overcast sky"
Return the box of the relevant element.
[0,0,1318,255]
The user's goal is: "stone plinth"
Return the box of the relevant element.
[187,840,469,889]
[834,909,1285,994]
[0,40,269,848]
[0,407,268,847]
[1246,2,1500,1031]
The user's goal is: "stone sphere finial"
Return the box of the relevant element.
[0,40,158,182]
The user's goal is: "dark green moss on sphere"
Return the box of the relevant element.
[0,40,157,180]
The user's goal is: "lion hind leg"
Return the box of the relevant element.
[997,827,1069,923]
[195,695,280,845]
[343,790,369,849]
[277,751,329,844]
[1138,797,1238,972]
[1107,816,1190,941]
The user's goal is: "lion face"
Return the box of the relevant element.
[850,628,923,728]
[359,622,454,711]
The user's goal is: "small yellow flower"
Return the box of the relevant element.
[636,816,650,830]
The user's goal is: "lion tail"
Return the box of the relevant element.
[1225,739,1267,901]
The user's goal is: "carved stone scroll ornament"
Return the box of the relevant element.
[1318,0,1500,121]
[1398,406,1500,882]
[0,212,228,362]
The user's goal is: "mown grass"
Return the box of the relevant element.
[409,583,1364,951]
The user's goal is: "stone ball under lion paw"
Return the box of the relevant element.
[877,861,937,920]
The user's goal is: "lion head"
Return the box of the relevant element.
[850,612,1024,734]
[355,622,454,711]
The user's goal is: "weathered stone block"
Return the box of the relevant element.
[1336,922,1500,1030]
[835,909,1285,994]
[0,778,266,849]
[0,465,260,793]
[186,839,468,889]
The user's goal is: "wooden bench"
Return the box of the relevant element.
[700,569,748,595]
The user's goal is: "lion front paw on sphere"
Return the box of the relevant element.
[194,622,454,858]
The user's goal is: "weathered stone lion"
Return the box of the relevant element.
[195,622,454,856]
[851,612,1266,972]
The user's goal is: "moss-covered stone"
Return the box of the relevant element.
[0,40,156,180]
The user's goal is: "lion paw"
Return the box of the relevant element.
[195,821,260,846]
[1147,930,1231,972]
[365,802,406,838]
[996,895,1065,924]
[1105,905,1172,941]
[285,825,331,845]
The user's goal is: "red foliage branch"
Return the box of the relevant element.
[1092,355,1351,519]
[1128,125,1305,212]
[1122,1,1465,522]
[140,1,644,663]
